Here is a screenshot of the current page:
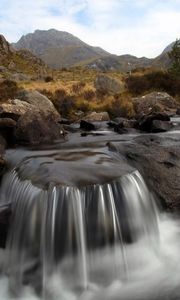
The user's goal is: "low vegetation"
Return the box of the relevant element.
[1,43,180,119]
[126,70,180,97]
[0,79,19,101]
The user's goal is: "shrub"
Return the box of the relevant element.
[0,79,19,101]
[126,71,180,97]
[52,88,76,117]
[108,95,135,118]
[71,81,86,94]
[44,76,53,82]
[54,88,67,99]
[83,88,96,100]
[76,99,90,113]
[38,89,54,100]
[125,75,149,96]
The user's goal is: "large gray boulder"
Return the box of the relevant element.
[109,134,180,212]
[95,74,124,95]
[0,99,33,121]
[133,92,179,117]
[15,111,64,145]
[17,90,60,118]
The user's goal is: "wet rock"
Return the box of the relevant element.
[176,108,180,115]
[95,74,124,95]
[84,111,110,122]
[114,118,137,129]
[138,113,171,132]
[80,120,96,131]
[107,121,117,128]
[108,118,137,134]
[0,203,11,248]
[59,118,72,125]
[0,134,6,154]
[0,134,6,178]
[114,125,128,134]
[151,120,172,133]
[63,124,79,133]
[0,118,17,145]
[109,134,180,212]
[15,111,64,145]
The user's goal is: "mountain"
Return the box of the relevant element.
[13,29,109,69]
[87,40,179,72]
[87,54,152,72]
[151,42,174,69]
[12,29,177,72]
[0,34,48,78]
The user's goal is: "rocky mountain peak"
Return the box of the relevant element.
[12,29,109,69]
[0,35,14,55]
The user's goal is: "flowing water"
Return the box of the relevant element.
[0,139,180,300]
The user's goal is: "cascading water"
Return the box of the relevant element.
[0,145,180,300]
[0,165,158,298]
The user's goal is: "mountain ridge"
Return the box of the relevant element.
[12,29,177,72]
[12,29,110,69]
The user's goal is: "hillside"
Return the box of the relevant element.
[87,54,152,72]
[13,29,109,69]
[152,41,176,69]
[0,34,49,79]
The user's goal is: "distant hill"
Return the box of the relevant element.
[0,34,48,78]
[13,29,109,69]
[12,29,178,72]
[152,41,176,69]
[86,54,152,72]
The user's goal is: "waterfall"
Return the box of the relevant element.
[0,168,159,297]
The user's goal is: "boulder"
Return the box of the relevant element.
[108,134,180,211]
[80,120,96,131]
[138,113,171,132]
[114,126,128,134]
[59,118,72,125]
[0,118,16,128]
[113,117,137,128]
[17,90,60,118]
[9,73,30,82]
[151,120,172,133]
[15,111,64,145]
[0,134,6,177]
[0,118,17,145]
[0,203,11,248]
[107,118,137,134]
[176,108,180,115]
[133,92,178,117]
[95,74,124,95]
[0,99,34,121]
[84,111,110,122]
[107,121,117,128]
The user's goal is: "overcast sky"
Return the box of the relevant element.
[0,0,180,58]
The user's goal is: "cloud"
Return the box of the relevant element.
[0,0,180,57]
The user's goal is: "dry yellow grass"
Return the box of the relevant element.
[17,67,135,119]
